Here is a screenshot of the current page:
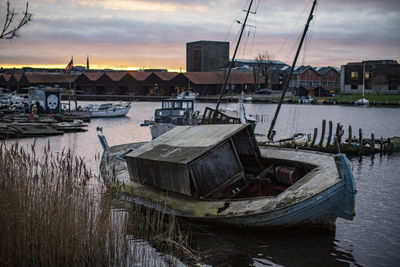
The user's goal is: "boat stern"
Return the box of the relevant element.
[334,154,357,220]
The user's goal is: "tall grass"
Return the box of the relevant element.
[0,141,198,266]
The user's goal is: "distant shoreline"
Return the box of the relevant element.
[71,94,400,107]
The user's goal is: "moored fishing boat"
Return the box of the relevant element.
[99,0,356,229]
[99,124,356,229]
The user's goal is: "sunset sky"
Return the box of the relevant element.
[0,0,399,71]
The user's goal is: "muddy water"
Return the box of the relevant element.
[9,101,400,266]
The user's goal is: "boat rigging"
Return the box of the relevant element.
[267,0,318,141]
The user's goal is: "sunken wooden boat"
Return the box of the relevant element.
[99,124,356,229]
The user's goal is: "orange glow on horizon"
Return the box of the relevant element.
[0,64,186,73]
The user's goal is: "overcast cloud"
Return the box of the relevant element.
[0,0,399,70]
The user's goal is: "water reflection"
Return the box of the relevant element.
[179,223,357,267]
[4,101,400,266]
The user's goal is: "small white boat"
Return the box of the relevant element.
[176,91,199,100]
[355,98,369,106]
[85,102,131,118]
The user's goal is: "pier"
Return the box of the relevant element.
[261,119,399,156]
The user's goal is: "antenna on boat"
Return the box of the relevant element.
[267,0,318,141]
[212,0,254,123]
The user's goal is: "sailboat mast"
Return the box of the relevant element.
[212,0,254,123]
[362,61,365,98]
[267,0,317,140]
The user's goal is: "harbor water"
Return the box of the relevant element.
[8,101,400,266]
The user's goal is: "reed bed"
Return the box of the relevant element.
[0,141,198,266]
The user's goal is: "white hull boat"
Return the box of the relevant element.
[86,102,131,118]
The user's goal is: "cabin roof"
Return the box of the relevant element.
[126,124,258,197]
[128,124,249,162]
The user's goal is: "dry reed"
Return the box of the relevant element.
[0,141,198,266]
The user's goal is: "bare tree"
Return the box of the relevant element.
[255,52,274,89]
[1,0,32,39]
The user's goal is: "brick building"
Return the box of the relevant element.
[2,71,261,97]
[289,65,340,96]
[186,41,229,72]
[340,60,400,94]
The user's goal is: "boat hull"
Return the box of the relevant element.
[100,143,356,229]
[90,106,131,118]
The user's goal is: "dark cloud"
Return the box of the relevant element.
[1,0,399,68]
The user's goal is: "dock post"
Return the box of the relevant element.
[338,124,344,144]
[359,129,363,146]
[319,119,326,147]
[327,121,333,146]
[311,128,318,147]
[380,137,384,154]
[348,126,352,144]
[371,133,375,148]
[335,123,340,143]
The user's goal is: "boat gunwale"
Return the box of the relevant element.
[100,142,346,218]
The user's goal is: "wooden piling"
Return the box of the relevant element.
[326,121,332,146]
[311,128,318,147]
[338,124,344,144]
[305,134,309,147]
[319,120,326,147]
[380,137,384,154]
[359,129,363,146]
[348,126,352,143]
[371,133,375,148]
[335,123,341,143]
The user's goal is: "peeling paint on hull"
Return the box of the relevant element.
[100,142,356,229]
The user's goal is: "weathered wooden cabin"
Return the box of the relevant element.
[125,124,260,198]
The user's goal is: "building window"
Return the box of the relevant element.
[365,71,371,79]
[351,72,358,78]
[351,84,358,90]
